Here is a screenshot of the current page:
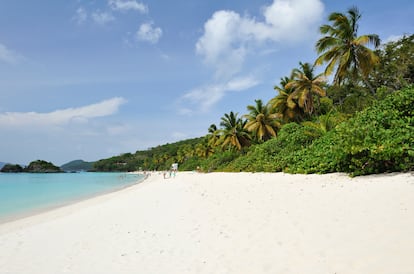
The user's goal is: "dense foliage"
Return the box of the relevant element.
[60,160,95,172]
[370,34,414,92]
[223,123,316,172]
[93,138,204,172]
[93,8,413,176]
[286,86,414,175]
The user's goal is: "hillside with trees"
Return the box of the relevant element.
[93,7,413,176]
[92,138,203,172]
[1,160,63,173]
[60,160,95,172]
[1,164,24,173]
[25,160,63,173]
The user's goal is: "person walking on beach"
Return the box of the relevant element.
[171,163,178,178]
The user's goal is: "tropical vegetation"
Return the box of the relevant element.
[88,7,413,176]
[315,6,380,91]
[60,160,95,172]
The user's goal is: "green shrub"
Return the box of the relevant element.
[336,86,414,175]
[225,123,317,172]
[288,86,414,175]
[179,156,203,171]
[199,150,241,172]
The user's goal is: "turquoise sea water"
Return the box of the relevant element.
[0,172,144,222]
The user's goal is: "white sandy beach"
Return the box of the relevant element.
[1,171,413,274]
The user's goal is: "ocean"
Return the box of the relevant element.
[0,172,144,222]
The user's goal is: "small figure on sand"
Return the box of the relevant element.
[171,163,178,178]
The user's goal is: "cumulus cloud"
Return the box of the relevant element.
[108,0,148,13]
[0,97,127,127]
[181,76,259,113]
[196,0,324,78]
[136,22,162,44]
[0,43,23,65]
[73,7,87,24]
[92,10,115,25]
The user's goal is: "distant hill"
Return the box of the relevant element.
[61,160,94,172]
[26,160,63,173]
[1,163,24,173]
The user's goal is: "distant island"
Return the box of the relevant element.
[0,163,24,173]
[0,160,63,173]
[0,159,96,173]
[60,160,95,172]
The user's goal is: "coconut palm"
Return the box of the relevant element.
[315,6,380,90]
[285,62,326,115]
[195,141,213,158]
[269,76,304,122]
[243,99,281,142]
[176,149,186,163]
[207,124,220,148]
[182,144,194,158]
[208,124,218,134]
[302,111,347,138]
[219,111,251,150]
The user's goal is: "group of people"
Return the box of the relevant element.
[163,163,178,179]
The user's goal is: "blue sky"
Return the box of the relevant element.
[1,0,413,165]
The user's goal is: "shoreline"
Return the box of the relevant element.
[1,171,413,273]
[0,172,148,226]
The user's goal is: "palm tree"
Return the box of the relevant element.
[269,76,304,122]
[315,6,380,91]
[176,149,186,163]
[285,62,326,115]
[243,99,281,142]
[195,141,213,158]
[182,144,194,158]
[208,124,218,134]
[302,111,347,137]
[207,124,220,148]
[219,111,251,150]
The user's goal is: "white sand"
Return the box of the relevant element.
[1,172,414,274]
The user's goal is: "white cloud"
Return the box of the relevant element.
[108,0,148,13]
[136,22,162,44]
[73,7,87,24]
[262,0,323,37]
[92,10,115,25]
[181,76,259,113]
[384,34,404,44]
[0,43,23,65]
[0,97,127,127]
[196,0,324,79]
